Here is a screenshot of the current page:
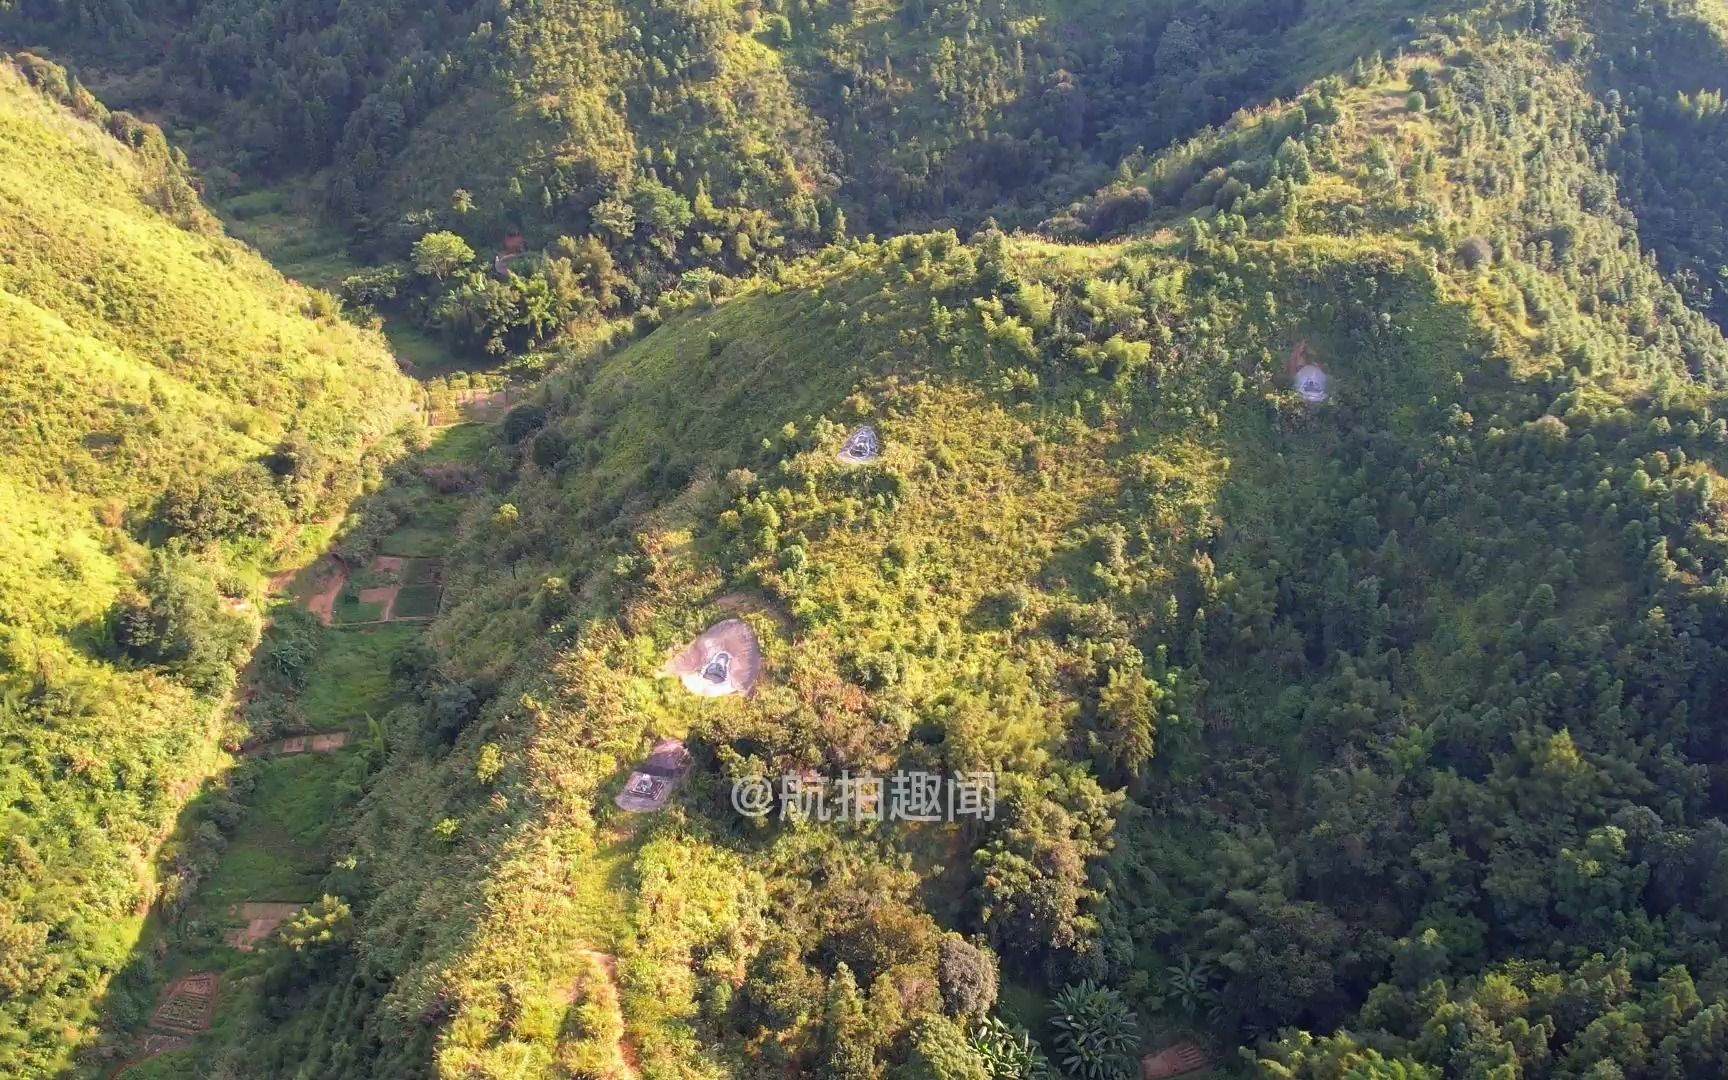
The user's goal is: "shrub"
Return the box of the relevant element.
[904,1015,990,1079]
[259,606,324,691]
[432,680,482,742]
[1085,186,1154,238]
[502,403,549,444]
[938,935,999,1019]
[970,1016,1053,1078]
[529,427,570,469]
[411,231,475,279]
[1457,234,1494,269]
[113,552,250,692]
[154,464,291,544]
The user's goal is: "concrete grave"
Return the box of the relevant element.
[615,738,694,813]
[663,618,761,697]
[837,424,881,465]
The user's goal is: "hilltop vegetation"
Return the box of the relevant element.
[160,7,1728,1079]
[0,54,413,1074]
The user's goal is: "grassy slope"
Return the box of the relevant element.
[0,55,414,1076]
[217,15,1728,1076]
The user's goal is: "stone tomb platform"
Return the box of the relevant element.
[837,424,881,465]
[662,618,761,698]
[615,738,693,813]
[1286,339,1330,403]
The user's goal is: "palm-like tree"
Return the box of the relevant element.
[1049,981,1140,1080]
[1164,955,1218,1018]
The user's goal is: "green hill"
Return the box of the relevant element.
[0,53,414,1075]
[200,12,1728,1080]
[1,0,1443,313]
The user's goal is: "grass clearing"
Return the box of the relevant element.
[379,519,455,558]
[424,421,492,464]
[384,320,470,378]
[296,623,423,730]
[196,752,357,909]
[215,183,359,292]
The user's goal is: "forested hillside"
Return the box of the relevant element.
[1,0,1437,345]
[0,54,414,1075]
[148,4,1728,1078]
[9,0,1728,1078]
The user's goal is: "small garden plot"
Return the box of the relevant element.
[351,555,404,589]
[333,589,386,624]
[149,972,220,1034]
[402,557,442,585]
[391,584,441,618]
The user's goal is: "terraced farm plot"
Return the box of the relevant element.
[402,557,442,585]
[333,592,387,624]
[392,584,441,618]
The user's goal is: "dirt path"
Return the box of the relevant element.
[573,949,640,1077]
[302,556,348,626]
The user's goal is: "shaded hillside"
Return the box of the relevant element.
[1579,0,1728,328]
[0,0,1447,307]
[0,54,414,1076]
[201,14,1728,1080]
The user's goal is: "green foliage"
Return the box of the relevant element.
[113,550,251,692]
[410,231,475,280]
[16,3,1728,1080]
[969,1016,1054,1079]
[819,963,879,1079]
[277,895,355,959]
[904,1015,990,1080]
[154,464,291,545]
[1048,981,1140,1080]
[1,0,1434,356]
